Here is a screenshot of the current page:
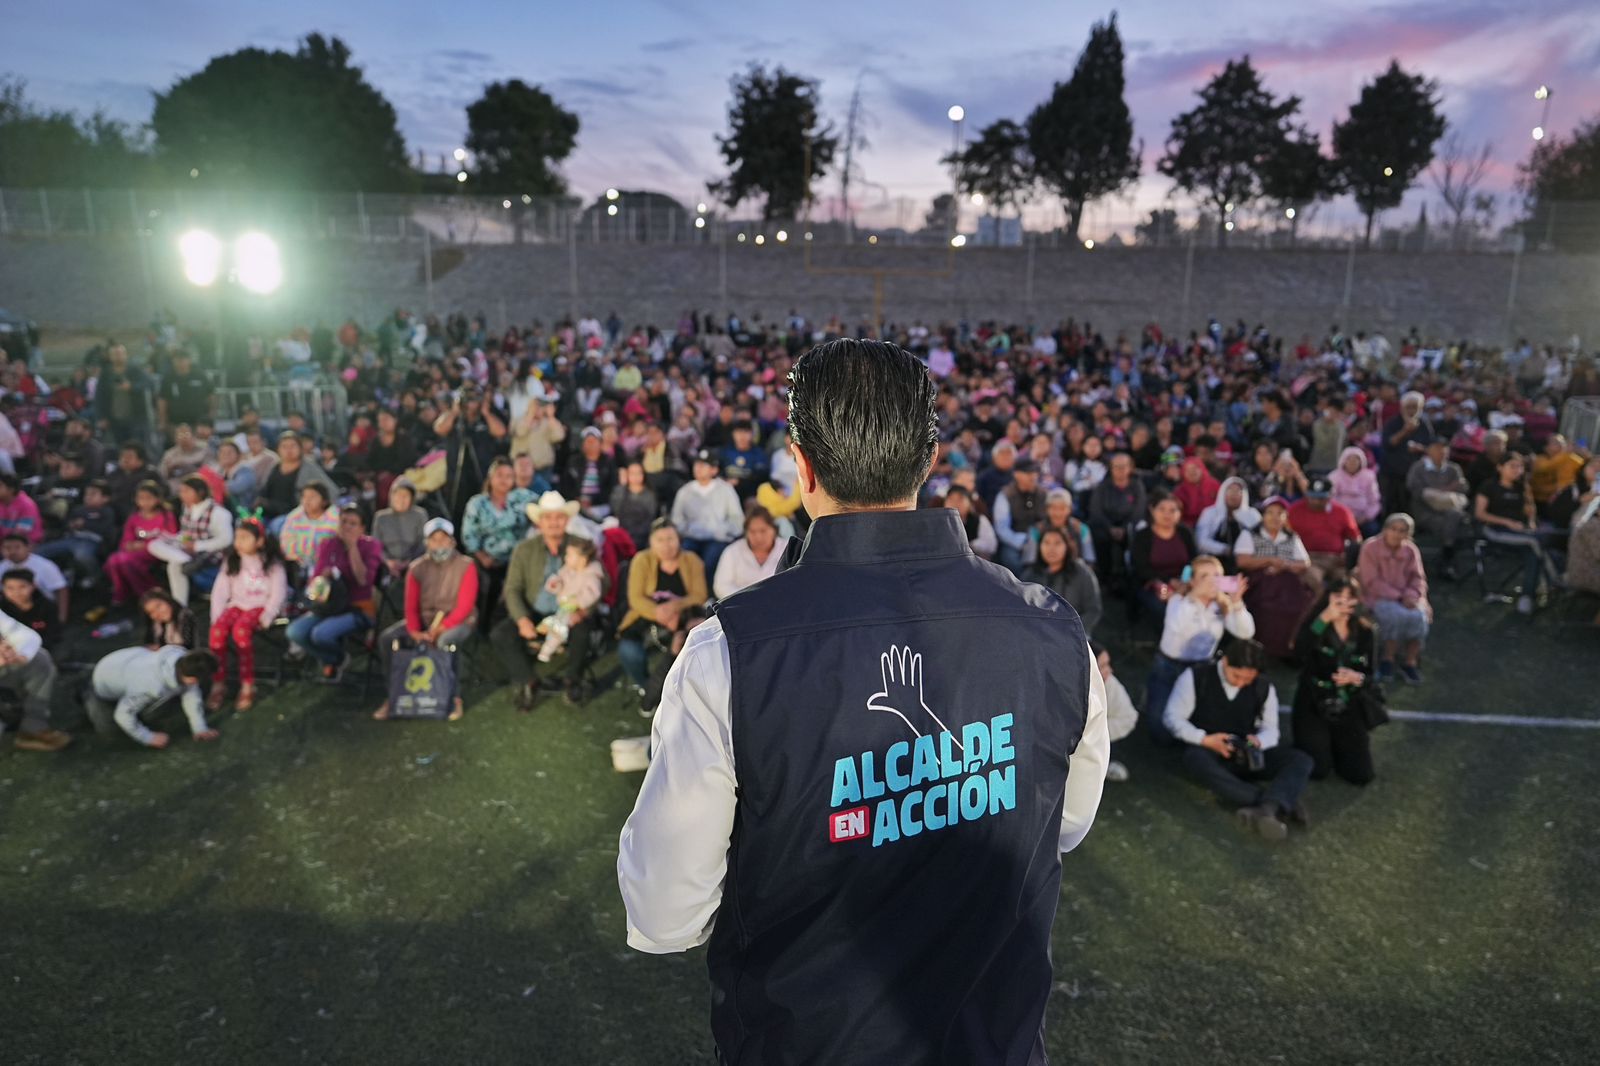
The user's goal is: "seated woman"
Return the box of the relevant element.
[1329,446,1383,536]
[1260,450,1310,504]
[1144,554,1254,743]
[278,482,340,575]
[210,439,258,508]
[287,508,385,681]
[1022,526,1102,635]
[609,461,661,552]
[1039,488,1095,567]
[140,588,199,649]
[1173,457,1220,529]
[1563,466,1600,624]
[147,476,233,606]
[1091,641,1140,784]
[942,485,997,560]
[1474,451,1564,615]
[373,477,426,584]
[1195,476,1260,572]
[1129,491,1197,619]
[461,456,537,629]
[618,519,707,699]
[373,518,479,722]
[712,506,783,600]
[1234,496,1316,658]
[1292,575,1380,785]
[1355,514,1431,683]
[206,517,289,713]
[105,480,177,607]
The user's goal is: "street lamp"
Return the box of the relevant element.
[178,230,223,287]
[1285,207,1296,220]
[234,233,283,295]
[694,217,706,229]
[754,234,766,246]
[606,204,618,216]
[776,230,788,242]
[950,234,966,248]
[1083,239,1095,250]
[947,105,965,123]
[1382,166,1394,177]
[971,193,984,206]
[605,188,620,201]
[456,171,468,183]
[948,106,965,244]
[453,148,467,162]
[696,202,708,214]
[1532,126,1545,141]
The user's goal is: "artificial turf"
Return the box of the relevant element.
[4,573,1598,1064]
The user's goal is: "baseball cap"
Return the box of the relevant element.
[423,517,455,538]
[581,426,602,440]
[693,448,719,466]
[1013,457,1039,475]
[1259,495,1290,512]
[1159,446,1185,468]
[1307,477,1331,499]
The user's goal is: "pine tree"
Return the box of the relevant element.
[1158,57,1300,245]
[1332,61,1447,247]
[1025,13,1141,240]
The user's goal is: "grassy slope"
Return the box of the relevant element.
[3,576,1598,1064]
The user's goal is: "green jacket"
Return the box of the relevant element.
[504,533,608,622]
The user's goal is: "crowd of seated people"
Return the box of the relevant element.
[0,311,1593,852]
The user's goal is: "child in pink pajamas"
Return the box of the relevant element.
[207,517,288,712]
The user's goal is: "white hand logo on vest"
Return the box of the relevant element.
[828,645,1019,847]
[866,645,963,751]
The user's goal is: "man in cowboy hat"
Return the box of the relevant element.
[491,490,605,709]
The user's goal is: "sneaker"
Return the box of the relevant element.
[1236,803,1288,842]
[1399,664,1423,685]
[1105,760,1130,783]
[320,653,350,684]
[13,728,72,752]
[1516,594,1534,615]
[285,643,307,661]
[515,683,539,714]
[1377,661,1395,682]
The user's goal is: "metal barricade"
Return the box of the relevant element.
[211,383,351,443]
[1558,397,1600,451]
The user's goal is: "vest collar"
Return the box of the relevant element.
[790,508,971,567]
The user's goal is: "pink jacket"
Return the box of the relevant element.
[1330,446,1382,525]
[547,561,604,612]
[1356,535,1428,612]
[210,554,289,626]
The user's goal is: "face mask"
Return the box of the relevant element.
[428,546,456,563]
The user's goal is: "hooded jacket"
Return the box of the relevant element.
[1195,476,1261,556]
[1173,458,1221,528]
[1329,446,1382,525]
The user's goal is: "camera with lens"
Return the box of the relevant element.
[1227,734,1264,773]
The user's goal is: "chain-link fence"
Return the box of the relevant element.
[3,185,1597,254]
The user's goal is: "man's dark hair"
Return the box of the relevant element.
[176,649,219,681]
[1223,639,1269,671]
[1,531,28,545]
[2,567,34,585]
[787,338,936,506]
[0,473,17,493]
[120,441,146,461]
[86,478,111,496]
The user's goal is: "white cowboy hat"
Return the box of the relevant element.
[526,490,581,521]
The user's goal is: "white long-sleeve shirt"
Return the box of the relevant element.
[711,536,784,599]
[670,479,744,543]
[1163,660,1280,749]
[91,645,209,746]
[1158,594,1256,661]
[617,618,1110,954]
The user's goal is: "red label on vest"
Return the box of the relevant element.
[828,806,870,843]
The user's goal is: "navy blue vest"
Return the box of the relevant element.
[710,508,1090,1066]
[1188,663,1270,737]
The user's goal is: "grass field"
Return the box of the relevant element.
[5,570,1599,1065]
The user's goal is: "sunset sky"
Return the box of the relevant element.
[10,0,1599,236]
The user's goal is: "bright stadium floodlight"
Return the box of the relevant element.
[521,193,532,204]
[606,188,620,201]
[1285,207,1296,220]
[754,234,766,245]
[971,192,984,205]
[694,216,706,229]
[1534,85,1549,100]
[950,234,966,248]
[868,234,879,245]
[736,232,746,242]
[502,199,512,209]
[453,147,467,162]
[1224,220,1235,232]
[776,229,788,242]
[1532,126,1545,141]
[456,171,468,183]
[947,105,965,122]
[234,232,283,295]
[607,204,618,216]
[1084,239,1095,250]
[1382,166,1394,177]
[696,202,708,214]
[179,229,223,287]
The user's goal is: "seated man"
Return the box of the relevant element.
[1164,639,1313,843]
[1405,437,1471,580]
[491,492,605,709]
[0,608,69,752]
[0,532,69,628]
[85,646,220,749]
[1285,478,1360,585]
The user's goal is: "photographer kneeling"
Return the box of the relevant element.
[1165,639,1313,842]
